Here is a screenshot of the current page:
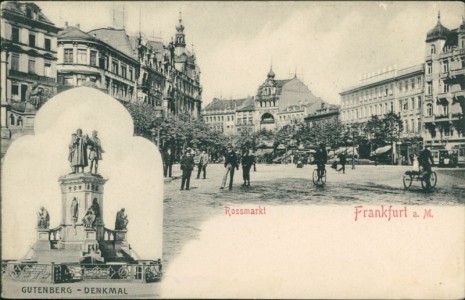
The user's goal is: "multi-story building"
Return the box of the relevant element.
[423,14,465,150]
[255,68,323,131]
[340,13,465,162]
[340,64,424,141]
[57,25,138,104]
[203,97,246,135]
[57,13,202,119]
[304,103,340,128]
[1,1,60,158]
[203,68,325,134]
[167,14,202,118]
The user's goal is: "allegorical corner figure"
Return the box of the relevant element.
[115,208,129,230]
[37,206,50,229]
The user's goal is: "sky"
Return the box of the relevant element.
[37,1,465,106]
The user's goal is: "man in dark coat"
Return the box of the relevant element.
[180,149,195,190]
[314,143,328,182]
[163,149,173,178]
[418,146,434,191]
[220,145,239,191]
[337,152,347,174]
[241,149,254,187]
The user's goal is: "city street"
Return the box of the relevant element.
[162,163,465,268]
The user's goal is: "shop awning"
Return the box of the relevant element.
[371,145,392,156]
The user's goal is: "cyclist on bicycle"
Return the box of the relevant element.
[314,143,328,183]
[418,145,434,191]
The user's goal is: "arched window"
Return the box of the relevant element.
[426,103,433,116]
[9,114,15,125]
[17,116,23,126]
[431,44,436,54]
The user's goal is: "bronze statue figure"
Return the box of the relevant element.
[37,206,50,229]
[88,130,104,174]
[69,129,89,173]
[82,207,96,229]
[115,208,129,230]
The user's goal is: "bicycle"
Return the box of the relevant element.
[312,167,326,185]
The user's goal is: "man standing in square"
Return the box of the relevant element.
[220,145,239,191]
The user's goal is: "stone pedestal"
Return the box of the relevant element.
[32,173,107,264]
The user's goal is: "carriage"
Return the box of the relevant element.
[402,168,437,190]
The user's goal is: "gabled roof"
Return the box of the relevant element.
[88,28,135,59]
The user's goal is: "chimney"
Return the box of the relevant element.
[65,21,68,27]
[76,23,80,29]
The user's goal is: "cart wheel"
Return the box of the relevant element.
[420,172,436,190]
[403,174,412,189]
[430,172,437,188]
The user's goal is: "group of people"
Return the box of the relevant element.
[220,145,255,191]
[174,145,256,191]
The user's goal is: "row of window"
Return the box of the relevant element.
[278,113,304,120]
[403,118,422,134]
[10,53,53,77]
[10,26,52,51]
[204,115,234,122]
[399,96,422,112]
[63,48,134,81]
[425,81,450,95]
[341,102,394,121]
[342,76,422,107]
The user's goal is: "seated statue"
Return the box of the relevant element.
[37,206,50,229]
[82,207,96,228]
[115,208,129,230]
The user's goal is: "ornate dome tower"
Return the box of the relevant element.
[425,12,451,57]
[174,10,186,56]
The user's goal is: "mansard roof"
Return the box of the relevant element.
[204,98,248,112]
[88,28,135,59]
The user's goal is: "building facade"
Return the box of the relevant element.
[203,68,324,135]
[423,14,465,151]
[340,64,424,141]
[340,14,465,162]
[57,25,138,103]
[1,1,60,157]
[304,103,340,128]
[56,13,202,119]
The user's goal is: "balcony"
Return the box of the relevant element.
[8,69,56,85]
[436,92,453,104]
[439,71,449,80]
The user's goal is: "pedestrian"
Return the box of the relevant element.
[220,145,239,191]
[313,143,328,183]
[197,149,209,179]
[418,145,434,191]
[163,148,173,178]
[251,149,257,172]
[241,149,254,187]
[180,148,194,190]
[337,152,347,173]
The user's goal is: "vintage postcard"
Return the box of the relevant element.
[1,1,464,299]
